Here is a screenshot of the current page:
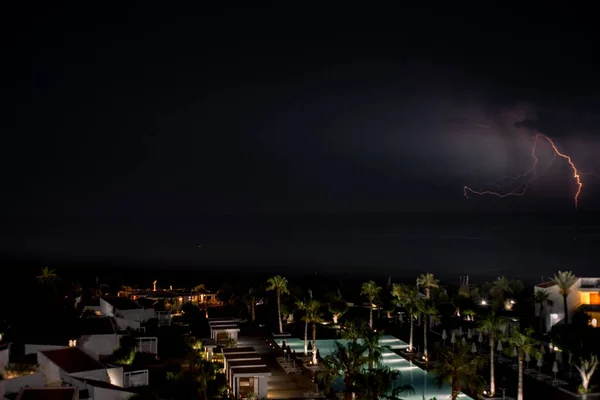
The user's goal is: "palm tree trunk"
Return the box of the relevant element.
[563,294,569,325]
[423,316,428,361]
[251,301,255,322]
[304,320,308,355]
[409,316,414,352]
[277,289,283,333]
[451,378,459,400]
[312,322,318,364]
[369,303,373,330]
[539,303,544,333]
[490,338,495,397]
[518,356,524,400]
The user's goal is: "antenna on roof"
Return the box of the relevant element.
[153,280,157,292]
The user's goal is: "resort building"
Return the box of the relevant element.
[208,318,240,346]
[535,277,600,331]
[99,297,155,331]
[222,347,270,399]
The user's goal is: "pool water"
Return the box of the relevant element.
[277,335,474,400]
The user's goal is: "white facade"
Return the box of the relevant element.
[231,371,269,399]
[0,373,45,399]
[536,277,600,331]
[223,347,271,399]
[91,386,134,400]
[99,298,155,326]
[79,334,120,360]
[0,345,9,372]
[37,351,63,385]
[64,375,134,400]
[208,319,240,344]
[25,344,68,355]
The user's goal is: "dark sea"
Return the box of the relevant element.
[2,212,600,288]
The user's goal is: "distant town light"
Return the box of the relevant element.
[481,300,487,305]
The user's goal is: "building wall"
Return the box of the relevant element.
[0,372,45,398]
[79,334,120,359]
[114,317,141,331]
[118,309,155,323]
[92,386,135,400]
[258,376,268,399]
[537,278,583,331]
[99,299,114,317]
[70,368,111,383]
[0,346,9,372]
[25,344,68,355]
[37,352,62,385]
[107,366,124,387]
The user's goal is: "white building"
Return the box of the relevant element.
[15,387,78,400]
[222,347,270,399]
[77,318,120,360]
[208,318,240,345]
[37,347,123,387]
[535,277,600,332]
[99,297,155,331]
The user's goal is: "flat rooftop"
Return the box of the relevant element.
[226,359,267,367]
[41,347,106,373]
[223,353,262,361]
[102,296,142,310]
[230,366,271,376]
[222,347,256,354]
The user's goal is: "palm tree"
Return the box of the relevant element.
[306,299,323,364]
[324,341,367,397]
[193,360,218,399]
[362,328,386,369]
[490,276,512,309]
[266,275,289,333]
[296,298,310,355]
[392,284,419,352]
[417,273,439,299]
[491,276,511,297]
[361,281,382,330]
[533,290,553,333]
[574,354,599,396]
[430,343,487,400]
[315,356,338,395]
[247,291,257,322]
[354,367,413,400]
[505,327,540,400]
[418,299,438,362]
[329,298,349,324]
[36,267,57,284]
[478,312,505,397]
[342,319,368,345]
[550,271,578,325]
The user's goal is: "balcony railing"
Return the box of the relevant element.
[124,369,149,388]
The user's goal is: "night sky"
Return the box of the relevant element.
[3,2,600,269]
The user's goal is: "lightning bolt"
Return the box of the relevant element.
[464,133,585,209]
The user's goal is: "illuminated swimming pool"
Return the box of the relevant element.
[277,336,474,400]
